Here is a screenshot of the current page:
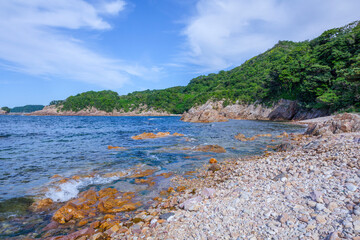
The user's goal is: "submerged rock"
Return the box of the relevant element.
[131,132,181,140]
[52,188,140,224]
[184,145,226,153]
[30,198,54,212]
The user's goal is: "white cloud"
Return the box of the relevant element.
[0,0,156,88]
[182,0,360,71]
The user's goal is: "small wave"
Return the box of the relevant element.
[0,134,11,138]
[45,175,122,202]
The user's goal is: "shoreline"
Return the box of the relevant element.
[2,113,359,239]
[139,134,360,239]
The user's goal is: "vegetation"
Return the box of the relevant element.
[57,21,360,114]
[1,107,10,113]
[10,105,44,113]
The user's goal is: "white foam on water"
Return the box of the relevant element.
[44,175,123,202]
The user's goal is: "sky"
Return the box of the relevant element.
[0,0,359,107]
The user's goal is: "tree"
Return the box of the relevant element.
[1,106,11,113]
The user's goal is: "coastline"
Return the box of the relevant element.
[27,113,358,239]
[129,114,360,240]
[1,113,359,239]
[25,105,180,117]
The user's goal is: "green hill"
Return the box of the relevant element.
[57,21,360,114]
[10,105,44,113]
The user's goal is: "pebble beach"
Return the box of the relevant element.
[111,113,360,240]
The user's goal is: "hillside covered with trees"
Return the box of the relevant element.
[56,21,360,114]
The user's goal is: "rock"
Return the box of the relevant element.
[345,183,358,192]
[234,133,247,141]
[273,172,287,181]
[30,198,53,212]
[201,188,216,199]
[181,99,326,123]
[189,145,226,153]
[327,231,340,240]
[180,196,202,211]
[107,145,127,150]
[315,215,326,224]
[310,190,323,203]
[275,143,293,152]
[131,132,170,140]
[159,212,175,220]
[327,202,338,212]
[354,220,360,232]
[173,132,184,137]
[52,203,85,224]
[208,164,221,172]
[209,158,217,164]
[90,232,106,240]
[279,213,289,224]
[305,113,360,135]
[51,227,95,240]
[315,203,325,211]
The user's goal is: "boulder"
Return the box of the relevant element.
[305,113,360,136]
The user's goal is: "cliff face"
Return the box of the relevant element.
[0,109,7,115]
[28,105,176,117]
[181,100,328,122]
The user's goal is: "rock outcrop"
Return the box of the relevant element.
[305,113,360,136]
[0,109,7,115]
[181,99,328,123]
[28,105,176,117]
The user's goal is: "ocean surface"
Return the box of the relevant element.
[0,115,304,238]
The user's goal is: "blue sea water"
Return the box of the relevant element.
[0,115,305,202]
[0,115,305,238]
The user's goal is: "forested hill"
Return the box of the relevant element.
[56,21,360,114]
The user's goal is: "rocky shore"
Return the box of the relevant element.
[140,113,359,240]
[181,99,328,123]
[5,113,359,239]
[28,105,178,117]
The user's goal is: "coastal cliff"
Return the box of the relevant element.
[181,99,328,122]
[0,109,6,115]
[28,105,177,117]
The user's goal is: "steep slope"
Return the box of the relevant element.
[40,21,359,118]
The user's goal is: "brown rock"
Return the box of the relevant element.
[209,158,217,164]
[107,145,127,150]
[30,198,54,212]
[131,132,170,140]
[52,203,85,224]
[192,145,226,153]
[77,219,89,227]
[172,132,184,136]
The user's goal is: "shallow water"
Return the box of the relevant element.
[0,115,304,237]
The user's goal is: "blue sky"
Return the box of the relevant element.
[0,0,359,107]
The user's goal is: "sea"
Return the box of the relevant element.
[0,115,305,238]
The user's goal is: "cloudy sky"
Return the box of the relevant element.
[0,0,359,107]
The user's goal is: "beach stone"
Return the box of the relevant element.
[208,164,221,172]
[279,213,289,224]
[159,212,175,220]
[180,196,202,211]
[307,200,317,208]
[316,215,326,224]
[201,188,216,199]
[209,158,217,164]
[327,202,338,212]
[327,232,340,240]
[345,183,358,192]
[316,203,325,211]
[353,220,360,231]
[310,190,323,203]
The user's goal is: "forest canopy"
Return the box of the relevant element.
[58,21,360,114]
